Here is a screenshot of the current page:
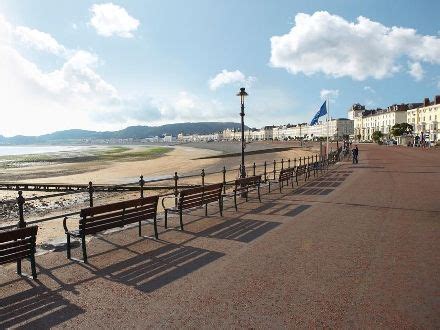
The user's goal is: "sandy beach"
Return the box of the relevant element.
[1,141,322,243]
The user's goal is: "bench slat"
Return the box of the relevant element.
[0,237,32,250]
[0,226,38,243]
[0,249,32,265]
[0,245,32,257]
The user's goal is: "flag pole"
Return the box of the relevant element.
[326,97,329,158]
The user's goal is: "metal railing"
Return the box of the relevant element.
[0,149,342,231]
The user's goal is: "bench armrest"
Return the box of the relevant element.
[63,216,70,234]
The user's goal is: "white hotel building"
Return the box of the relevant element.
[350,103,422,141]
[407,96,440,143]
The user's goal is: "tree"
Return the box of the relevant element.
[391,123,413,137]
[372,131,384,143]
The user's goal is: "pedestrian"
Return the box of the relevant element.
[352,145,359,164]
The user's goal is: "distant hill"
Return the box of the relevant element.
[0,122,249,144]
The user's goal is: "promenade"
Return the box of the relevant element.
[1,144,439,328]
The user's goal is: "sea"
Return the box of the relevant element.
[0,145,92,157]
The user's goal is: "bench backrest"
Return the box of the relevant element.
[234,175,261,189]
[179,183,223,210]
[80,196,159,235]
[278,167,295,181]
[0,226,38,265]
[296,165,307,174]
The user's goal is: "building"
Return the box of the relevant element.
[352,103,421,141]
[407,95,440,143]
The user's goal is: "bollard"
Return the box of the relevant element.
[299,157,302,166]
[307,156,310,165]
[294,158,297,167]
[253,162,256,176]
[139,175,145,198]
[273,160,276,180]
[281,159,284,170]
[173,172,179,207]
[201,169,205,187]
[264,161,267,182]
[222,166,227,193]
[88,181,94,207]
[17,191,26,228]
[288,158,291,168]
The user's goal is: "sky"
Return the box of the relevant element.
[0,0,439,137]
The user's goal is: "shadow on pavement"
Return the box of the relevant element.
[0,285,84,329]
[97,244,224,293]
[192,218,280,243]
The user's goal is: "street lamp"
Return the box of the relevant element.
[237,87,248,178]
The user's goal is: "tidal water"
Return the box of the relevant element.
[0,145,90,156]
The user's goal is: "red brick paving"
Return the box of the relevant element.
[1,144,439,328]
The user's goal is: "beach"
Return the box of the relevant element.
[0,141,321,243]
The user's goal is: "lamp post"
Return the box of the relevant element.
[237,87,248,178]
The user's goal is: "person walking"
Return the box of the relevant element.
[352,145,359,164]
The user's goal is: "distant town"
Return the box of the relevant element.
[153,94,440,145]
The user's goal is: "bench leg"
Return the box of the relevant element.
[179,209,184,231]
[66,234,71,259]
[30,253,37,279]
[16,259,22,275]
[81,235,88,263]
[164,210,168,229]
[153,215,158,239]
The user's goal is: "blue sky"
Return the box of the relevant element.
[0,0,439,136]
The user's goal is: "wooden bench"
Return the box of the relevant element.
[268,168,295,193]
[63,196,159,263]
[0,226,38,279]
[227,175,262,211]
[295,164,310,184]
[163,183,223,231]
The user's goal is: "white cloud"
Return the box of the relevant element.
[15,26,66,55]
[89,3,139,38]
[208,69,256,91]
[320,89,339,102]
[0,14,133,136]
[408,62,424,81]
[270,11,440,80]
[364,86,376,93]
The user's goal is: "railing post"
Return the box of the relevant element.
[173,172,179,207]
[88,181,94,207]
[139,175,145,198]
[201,169,205,187]
[253,162,256,176]
[17,191,26,228]
[281,159,284,170]
[264,161,267,182]
[222,166,227,193]
[273,160,276,179]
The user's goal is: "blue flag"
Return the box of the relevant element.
[310,101,327,125]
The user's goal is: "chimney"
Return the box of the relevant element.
[424,97,430,107]
[435,95,440,105]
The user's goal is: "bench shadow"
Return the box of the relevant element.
[191,218,280,243]
[96,244,224,293]
[0,285,84,329]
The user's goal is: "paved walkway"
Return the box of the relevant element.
[1,144,439,328]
